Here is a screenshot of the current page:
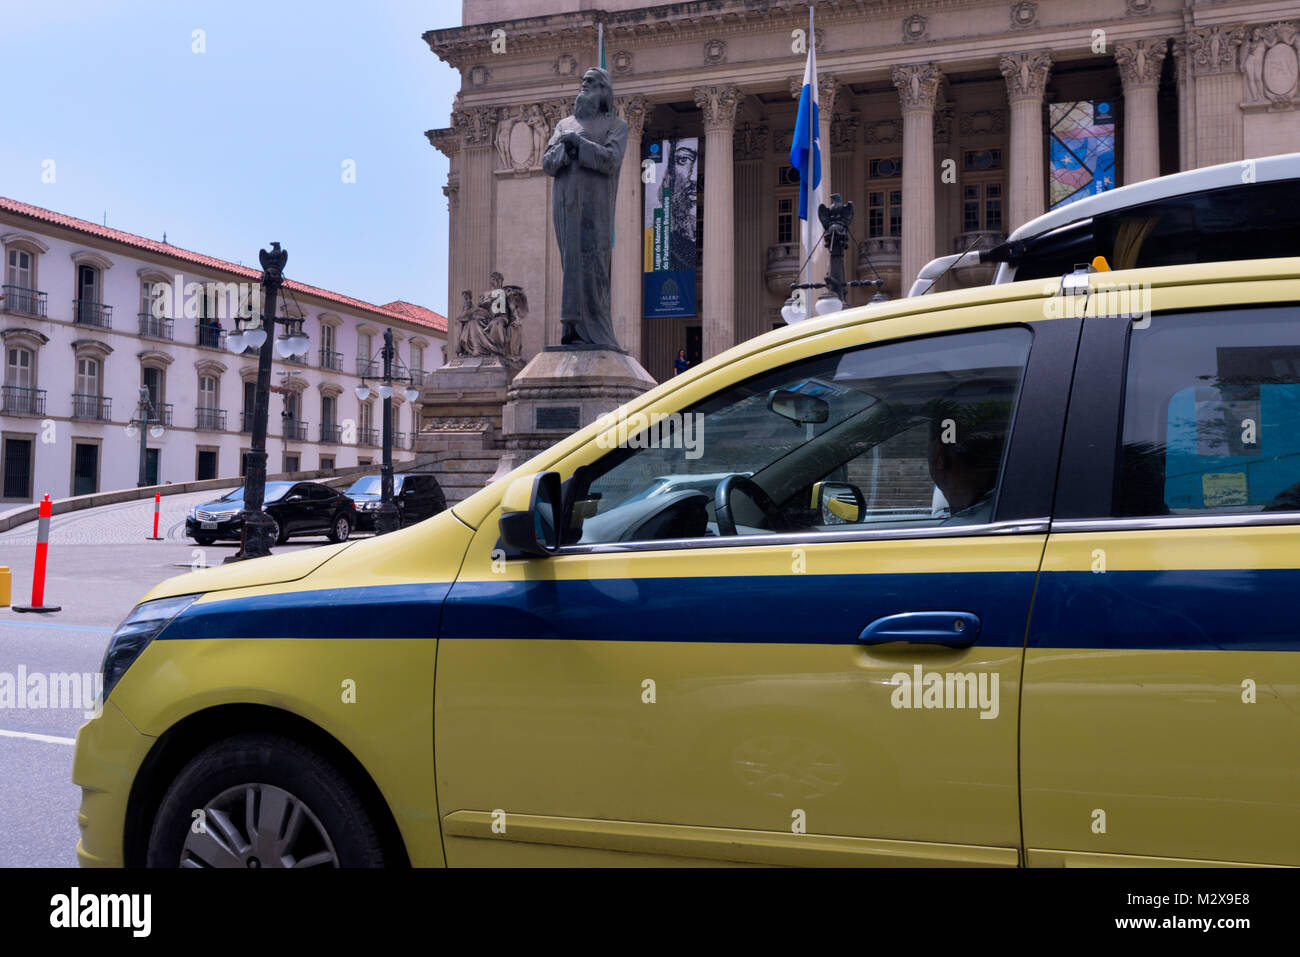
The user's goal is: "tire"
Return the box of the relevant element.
[327,513,351,543]
[193,534,216,546]
[146,733,384,868]
[269,516,288,546]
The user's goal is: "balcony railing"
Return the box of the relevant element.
[146,402,174,426]
[408,369,428,387]
[282,420,309,441]
[356,357,380,378]
[283,352,308,365]
[2,285,47,317]
[196,407,227,431]
[318,349,342,371]
[320,423,342,444]
[71,393,112,421]
[138,313,174,340]
[196,323,226,350]
[391,431,408,450]
[74,299,113,328]
[240,411,255,433]
[358,427,380,447]
[1,385,46,416]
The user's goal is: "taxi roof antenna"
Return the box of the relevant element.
[918,232,985,295]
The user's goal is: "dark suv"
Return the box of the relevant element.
[345,472,447,531]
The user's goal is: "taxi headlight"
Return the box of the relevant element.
[100,594,200,702]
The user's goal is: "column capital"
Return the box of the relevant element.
[425,127,460,158]
[1115,38,1169,89]
[999,51,1053,102]
[892,62,942,112]
[1184,24,1246,76]
[452,106,500,147]
[818,74,841,113]
[694,85,741,132]
[614,94,650,136]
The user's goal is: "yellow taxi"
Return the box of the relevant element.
[74,160,1300,867]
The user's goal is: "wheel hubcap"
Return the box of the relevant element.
[179,783,339,868]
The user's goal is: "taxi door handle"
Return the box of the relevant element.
[857,612,980,648]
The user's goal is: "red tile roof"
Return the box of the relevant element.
[0,195,447,336]
[378,300,448,334]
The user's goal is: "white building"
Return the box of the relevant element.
[1,197,446,503]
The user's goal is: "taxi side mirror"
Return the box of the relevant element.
[811,480,866,524]
[498,471,562,558]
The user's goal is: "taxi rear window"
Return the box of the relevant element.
[1115,305,1300,516]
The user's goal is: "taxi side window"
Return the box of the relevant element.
[570,326,1032,545]
[1116,306,1300,516]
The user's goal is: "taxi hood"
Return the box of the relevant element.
[141,541,356,601]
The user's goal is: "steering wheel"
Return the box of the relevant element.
[714,474,791,536]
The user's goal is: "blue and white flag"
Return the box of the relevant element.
[790,8,821,291]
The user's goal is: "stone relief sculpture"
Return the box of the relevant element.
[454,272,527,367]
[1240,21,1300,108]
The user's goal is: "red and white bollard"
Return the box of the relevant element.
[14,494,61,614]
[147,491,164,541]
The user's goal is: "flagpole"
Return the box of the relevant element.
[805,3,816,319]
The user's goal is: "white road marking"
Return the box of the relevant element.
[0,728,77,746]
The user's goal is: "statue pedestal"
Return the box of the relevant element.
[496,345,656,477]
[418,356,516,449]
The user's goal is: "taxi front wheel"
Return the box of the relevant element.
[146,733,385,868]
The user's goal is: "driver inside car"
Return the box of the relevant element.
[924,392,1013,526]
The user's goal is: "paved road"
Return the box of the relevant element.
[0,489,358,867]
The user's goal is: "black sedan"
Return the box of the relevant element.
[345,472,447,531]
[186,481,356,546]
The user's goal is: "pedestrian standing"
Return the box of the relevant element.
[673,349,690,376]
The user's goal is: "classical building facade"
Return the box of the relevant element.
[426,0,1300,381]
[1,197,446,504]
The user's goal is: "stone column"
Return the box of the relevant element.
[452,105,500,300]
[694,85,740,360]
[999,51,1053,230]
[613,94,649,362]
[892,62,942,295]
[1186,26,1246,168]
[1115,39,1168,185]
[426,128,461,349]
[1171,35,1195,171]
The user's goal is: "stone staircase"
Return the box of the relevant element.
[406,447,507,506]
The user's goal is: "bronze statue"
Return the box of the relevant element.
[542,67,628,349]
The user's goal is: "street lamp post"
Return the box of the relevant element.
[128,386,164,487]
[375,329,400,535]
[356,327,420,536]
[224,244,285,562]
[781,193,886,323]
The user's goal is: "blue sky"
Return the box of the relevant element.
[1,0,462,314]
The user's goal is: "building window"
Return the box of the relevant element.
[411,343,423,375]
[7,248,33,290]
[776,195,795,244]
[6,347,33,389]
[963,149,1003,172]
[869,156,903,179]
[284,454,300,473]
[320,455,335,470]
[198,375,217,409]
[143,366,164,407]
[868,189,902,239]
[962,181,1004,233]
[75,356,100,396]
